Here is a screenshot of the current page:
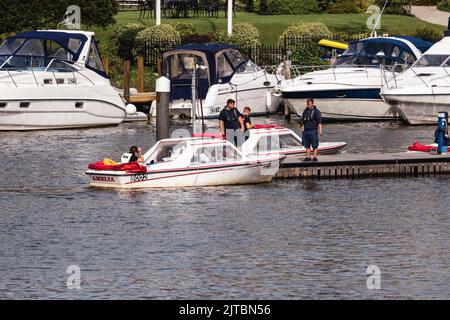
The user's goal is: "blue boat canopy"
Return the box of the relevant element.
[7,31,89,62]
[336,36,433,67]
[163,43,254,101]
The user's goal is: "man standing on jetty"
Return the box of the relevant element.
[219,99,245,146]
[300,98,323,162]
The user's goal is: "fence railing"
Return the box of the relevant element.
[127,34,367,71]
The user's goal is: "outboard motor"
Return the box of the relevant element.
[436,112,449,155]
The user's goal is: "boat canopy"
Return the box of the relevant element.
[4,31,88,62]
[162,44,258,100]
[334,36,432,67]
[0,30,107,77]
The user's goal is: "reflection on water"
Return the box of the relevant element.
[0,117,449,299]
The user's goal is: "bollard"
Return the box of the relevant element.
[156,76,170,141]
[437,111,449,155]
[123,60,131,103]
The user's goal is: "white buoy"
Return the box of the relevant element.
[125,104,137,115]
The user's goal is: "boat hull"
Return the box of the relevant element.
[382,92,450,125]
[283,88,400,121]
[0,86,126,130]
[86,161,281,189]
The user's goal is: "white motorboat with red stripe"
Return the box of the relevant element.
[242,124,346,157]
[193,125,347,158]
[85,137,285,189]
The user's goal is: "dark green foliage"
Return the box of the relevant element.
[0,0,117,34]
[375,0,412,16]
[415,26,443,42]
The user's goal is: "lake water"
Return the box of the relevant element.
[0,116,449,299]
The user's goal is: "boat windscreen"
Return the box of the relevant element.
[192,144,241,164]
[334,40,415,67]
[164,53,208,80]
[0,38,74,70]
[86,38,107,77]
[414,54,450,67]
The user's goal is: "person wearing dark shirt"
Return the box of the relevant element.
[299,98,323,162]
[242,106,253,132]
[129,146,144,163]
[218,99,244,146]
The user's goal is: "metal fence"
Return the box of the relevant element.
[133,34,366,71]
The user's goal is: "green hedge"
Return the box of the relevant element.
[259,0,319,15]
[438,0,450,12]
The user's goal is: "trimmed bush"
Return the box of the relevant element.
[135,24,181,54]
[217,23,261,47]
[105,23,146,60]
[291,42,329,68]
[415,26,443,43]
[170,22,198,39]
[327,0,360,13]
[279,22,333,46]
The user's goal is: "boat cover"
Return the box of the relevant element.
[88,160,147,173]
[407,141,450,152]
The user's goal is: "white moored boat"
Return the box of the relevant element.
[85,137,285,189]
[381,36,450,125]
[241,125,347,157]
[151,44,282,119]
[281,36,432,121]
[0,30,135,130]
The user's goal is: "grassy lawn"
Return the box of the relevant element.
[91,11,445,46]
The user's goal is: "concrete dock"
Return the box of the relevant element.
[276,152,450,179]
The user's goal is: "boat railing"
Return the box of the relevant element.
[0,60,97,88]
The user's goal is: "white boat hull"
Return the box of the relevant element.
[86,161,281,189]
[382,92,450,125]
[286,97,400,121]
[0,85,126,130]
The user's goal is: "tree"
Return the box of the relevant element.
[245,0,254,12]
[0,0,118,35]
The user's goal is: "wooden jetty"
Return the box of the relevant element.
[276,152,450,179]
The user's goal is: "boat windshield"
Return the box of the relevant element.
[163,52,208,80]
[333,40,415,67]
[191,144,242,164]
[0,38,75,71]
[216,49,248,80]
[256,134,302,153]
[413,54,450,67]
[235,60,262,74]
[147,141,188,164]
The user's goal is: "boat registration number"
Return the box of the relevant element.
[210,106,221,114]
[130,174,148,182]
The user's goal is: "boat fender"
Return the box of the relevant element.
[125,104,137,115]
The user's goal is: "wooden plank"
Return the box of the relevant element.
[137,56,145,93]
[128,92,157,104]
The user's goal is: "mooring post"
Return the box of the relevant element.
[283,52,292,121]
[156,76,170,141]
[137,56,145,93]
[123,60,131,102]
[437,111,449,155]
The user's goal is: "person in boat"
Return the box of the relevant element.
[242,107,254,132]
[299,98,323,162]
[129,146,145,164]
[219,99,245,146]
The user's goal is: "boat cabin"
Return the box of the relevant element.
[143,137,245,169]
[334,36,432,69]
[0,30,107,77]
[162,43,261,102]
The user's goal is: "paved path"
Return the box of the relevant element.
[411,6,450,26]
